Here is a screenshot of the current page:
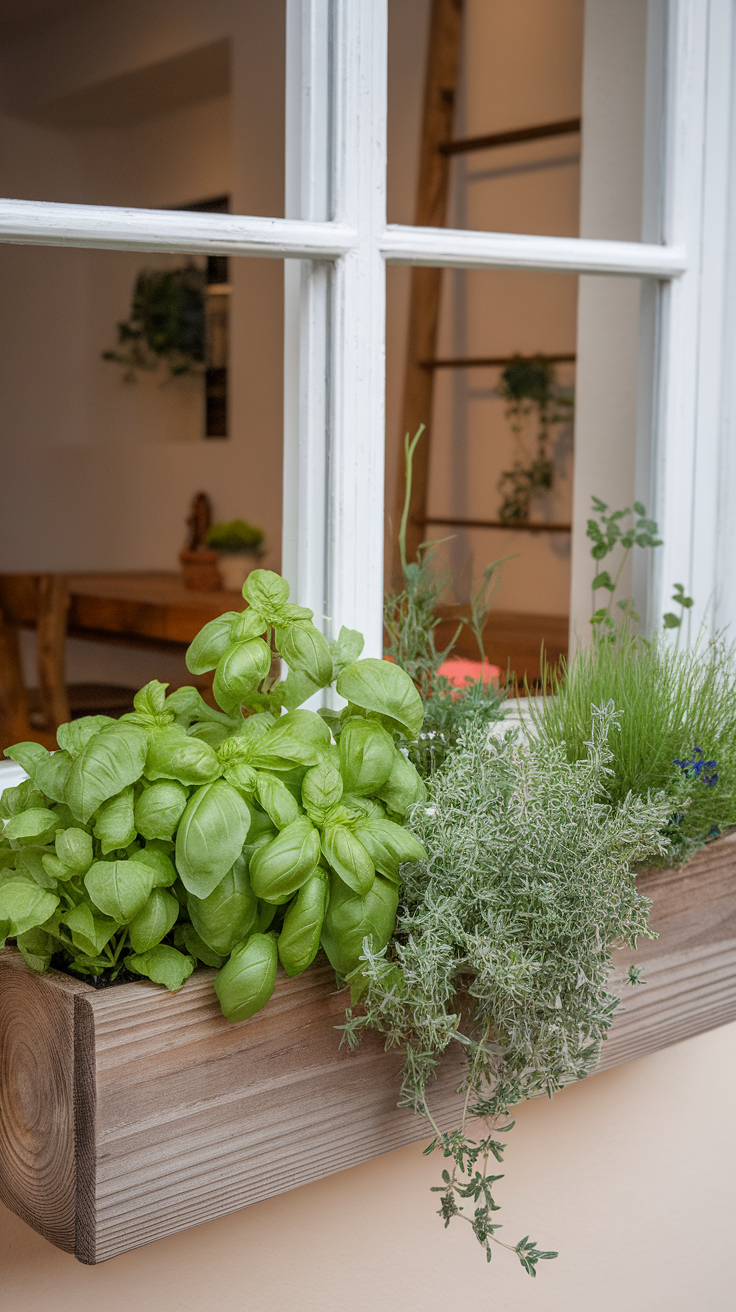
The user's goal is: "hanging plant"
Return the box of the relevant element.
[496,355,573,522]
[102,262,206,381]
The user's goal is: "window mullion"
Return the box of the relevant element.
[326,0,388,657]
[653,0,731,634]
[283,0,332,633]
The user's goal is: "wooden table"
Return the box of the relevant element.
[67,572,246,649]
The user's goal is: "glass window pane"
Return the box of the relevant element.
[0,245,282,721]
[0,2,285,217]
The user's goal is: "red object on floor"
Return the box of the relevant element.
[438,657,500,687]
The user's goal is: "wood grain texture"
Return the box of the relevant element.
[0,956,87,1252]
[600,833,736,1069]
[36,575,70,730]
[67,572,245,647]
[0,833,734,1263]
[0,605,34,748]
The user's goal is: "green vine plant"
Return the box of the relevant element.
[587,496,694,641]
[103,262,206,381]
[341,705,672,1276]
[384,426,509,774]
[497,355,573,522]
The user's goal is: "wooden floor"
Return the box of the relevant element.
[434,606,569,685]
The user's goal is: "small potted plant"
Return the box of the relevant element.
[207,518,265,592]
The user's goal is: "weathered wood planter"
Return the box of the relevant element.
[2,831,736,1264]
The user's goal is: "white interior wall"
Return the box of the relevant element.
[0,0,285,688]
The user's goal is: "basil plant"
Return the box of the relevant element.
[0,570,427,1021]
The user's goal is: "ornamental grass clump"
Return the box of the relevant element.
[0,570,428,1019]
[535,632,736,858]
[342,706,672,1275]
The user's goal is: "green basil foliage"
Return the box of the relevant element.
[1,570,425,1021]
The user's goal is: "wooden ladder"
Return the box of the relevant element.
[393,0,580,579]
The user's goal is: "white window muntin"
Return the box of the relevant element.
[0,0,720,652]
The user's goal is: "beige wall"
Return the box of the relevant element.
[2,1022,735,1308]
[569,0,649,642]
[386,0,584,612]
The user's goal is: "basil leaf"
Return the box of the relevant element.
[134,779,189,840]
[185,613,241,675]
[329,625,364,677]
[302,757,344,823]
[189,721,231,748]
[187,854,257,957]
[320,824,375,895]
[249,817,320,902]
[338,718,395,795]
[213,639,272,714]
[0,778,45,819]
[277,869,329,976]
[214,932,278,1022]
[280,668,321,711]
[222,761,258,796]
[243,569,290,616]
[34,751,72,804]
[84,858,154,923]
[21,847,63,887]
[354,816,426,882]
[320,872,398,977]
[230,609,268,641]
[133,680,168,717]
[127,944,195,991]
[55,827,94,874]
[255,772,300,830]
[62,903,119,956]
[66,724,148,823]
[275,622,333,687]
[0,878,60,936]
[376,751,427,817]
[131,846,178,887]
[4,741,47,777]
[336,659,424,737]
[128,888,179,954]
[93,785,137,855]
[16,925,57,974]
[175,922,224,968]
[252,709,331,770]
[40,853,75,884]
[4,807,61,846]
[165,685,237,731]
[56,715,115,758]
[175,780,251,898]
[145,726,221,786]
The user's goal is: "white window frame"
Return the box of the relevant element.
[0,0,727,652]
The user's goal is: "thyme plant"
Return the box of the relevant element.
[342,706,671,1275]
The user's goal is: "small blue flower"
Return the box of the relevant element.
[674,746,718,787]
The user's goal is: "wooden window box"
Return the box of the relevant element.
[1,832,735,1264]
